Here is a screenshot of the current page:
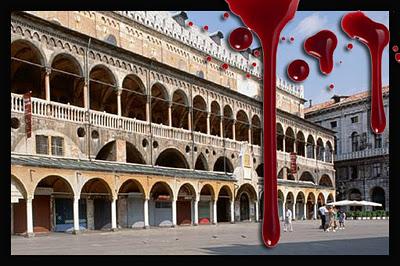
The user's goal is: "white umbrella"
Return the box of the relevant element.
[358,200,382,207]
[326,200,382,207]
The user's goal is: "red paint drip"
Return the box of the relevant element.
[281,36,286,41]
[221,63,229,70]
[246,73,251,78]
[289,36,295,42]
[347,43,353,50]
[342,11,389,134]
[188,21,193,27]
[203,25,209,31]
[304,30,338,75]
[287,59,309,82]
[225,0,299,248]
[252,62,257,67]
[395,53,400,63]
[253,50,261,57]
[329,83,334,90]
[393,45,399,52]
[228,27,253,51]
[206,55,212,62]
[223,12,230,19]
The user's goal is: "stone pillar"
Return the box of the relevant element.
[194,198,199,225]
[323,149,326,162]
[282,200,286,221]
[83,82,89,109]
[292,203,296,221]
[144,198,149,228]
[172,199,177,227]
[111,198,117,231]
[117,88,122,117]
[212,200,217,224]
[232,120,236,140]
[220,117,224,138]
[146,99,150,122]
[73,197,80,234]
[188,110,192,131]
[248,127,252,144]
[314,146,317,160]
[303,202,307,220]
[283,137,286,152]
[230,200,234,223]
[26,197,34,237]
[207,112,210,135]
[45,67,51,101]
[313,203,317,220]
[168,102,172,127]
[255,200,259,222]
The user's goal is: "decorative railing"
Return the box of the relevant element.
[335,147,389,161]
[152,123,192,141]
[277,150,334,168]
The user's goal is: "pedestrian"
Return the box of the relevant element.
[327,207,336,232]
[318,204,327,231]
[339,210,346,230]
[283,206,293,232]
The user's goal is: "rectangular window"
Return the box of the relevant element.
[373,163,381,177]
[375,134,382,148]
[36,135,49,155]
[351,116,359,123]
[51,136,64,156]
[350,166,358,179]
[330,121,337,128]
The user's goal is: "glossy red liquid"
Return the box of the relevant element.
[225,0,299,248]
[304,30,337,75]
[342,11,389,134]
[396,53,400,63]
[287,59,309,82]
[188,21,193,27]
[252,62,257,67]
[253,50,261,57]
[228,27,253,51]
[223,12,230,19]
[246,73,251,78]
[221,63,229,70]
[329,83,334,90]
[281,36,286,41]
[347,43,353,50]
[393,45,399,52]
[206,56,212,62]
[203,25,209,31]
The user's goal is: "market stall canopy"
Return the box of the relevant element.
[326,200,382,207]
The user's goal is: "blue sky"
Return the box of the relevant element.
[185,11,389,104]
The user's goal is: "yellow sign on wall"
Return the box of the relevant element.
[244,154,250,168]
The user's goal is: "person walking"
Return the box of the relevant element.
[338,210,346,230]
[283,206,293,232]
[318,204,327,231]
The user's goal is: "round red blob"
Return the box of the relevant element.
[246,73,251,78]
[396,53,400,63]
[393,45,399,52]
[329,84,335,89]
[290,36,294,42]
[223,12,230,19]
[221,63,229,70]
[347,43,353,50]
[252,62,257,67]
[188,21,193,27]
[253,50,261,57]
[228,27,253,51]
[287,59,310,82]
[206,56,212,62]
[203,25,209,31]
[281,36,286,41]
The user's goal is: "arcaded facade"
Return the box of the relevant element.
[11,11,335,236]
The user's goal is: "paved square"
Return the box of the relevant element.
[11,219,389,255]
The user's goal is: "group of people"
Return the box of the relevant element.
[281,203,346,233]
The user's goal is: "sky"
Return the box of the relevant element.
[184,11,390,105]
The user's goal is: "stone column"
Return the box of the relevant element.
[144,198,149,228]
[168,102,172,127]
[292,203,296,221]
[194,198,199,225]
[212,200,217,224]
[45,67,51,101]
[230,200,234,223]
[188,109,192,131]
[146,96,151,122]
[111,198,117,231]
[117,88,122,117]
[323,149,326,162]
[26,197,34,237]
[282,200,286,221]
[232,120,236,140]
[283,136,286,152]
[303,202,307,220]
[220,117,224,138]
[314,146,317,160]
[248,126,252,144]
[207,112,210,135]
[83,82,89,109]
[255,200,259,222]
[73,197,80,234]
[172,199,177,227]
[313,203,317,220]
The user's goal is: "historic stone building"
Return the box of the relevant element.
[11,11,335,236]
[305,87,389,211]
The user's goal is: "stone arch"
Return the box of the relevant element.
[299,171,315,184]
[198,184,215,224]
[151,82,169,125]
[213,156,233,173]
[217,185,233,222]
[149,181,174,226]
[325,141,333,162]
[176,183,197,225]
[95,140,117,161]
[121,74,147,121]
[296,131,306,157]
[306,192,316,219]
[370,186,385,210]
[210,101,221,136]
[155,148,189,169]
[251,114,261,146]
[277,123,284,151]
[327,193,334,203]
[235,110,249,142]
[256,164,263,178]
[295,191,306,220]
[116,179,146,228]
[223,105,234,139]
[193,95,207,133]
[278,166,295,181]
[317,192,325,208]
[277,190,284,220]
[11,175,30,234]
[171,89,189,129]
[285,127,295,153]
[316,137,324,161]
[126,141,146,164]
[319,174,333,187]
[89,64,118,114]
[306,135,315,158]
[235,183,258,221]
[195,153,208,171]
[33,175,75,197]
[285,191,295,217]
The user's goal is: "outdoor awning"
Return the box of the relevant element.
[326,200,382,207]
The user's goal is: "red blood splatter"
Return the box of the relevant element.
[246,73,251,78]
[289,36,294,42]
[393,45,399,52]
[188,21,193,27]
[206,56,212,62]
[329,83,334,90]
[228,27,253,51]
[252,62,257,67]
[287,59,309,82]
[395,53,400,63]
[342,11,389,134]
[221,63,229,70]
[203,25,209,31]
[347,43,353,50]
[253,50,261,57]
[304,30,338,75]
[223,12,230,19]
[281,36,286,41]
[225,0,299,248]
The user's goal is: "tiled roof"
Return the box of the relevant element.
[304,86,389,114]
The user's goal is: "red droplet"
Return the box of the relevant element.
[188,21,193,27]
[347,43,353,50]
[281,36,286,41]
[246,73,251,78]
[225,0,300,248]
[206,55,212,62]
[223,12,230,19]
[395,53,400,63]
[329,83,335,90]
[203,25,209,31]
[252,62,257,67]
[342,10,389,134]
[221,63,229,70]
[304,30,338,75]
[393,45,399,52]
[228,27,253,51]
[287,59,310,82]
[253,50,261,57]
[289,36,294,42]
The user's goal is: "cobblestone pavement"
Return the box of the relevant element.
[11,219,389,255]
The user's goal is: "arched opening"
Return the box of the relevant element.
[193,95,207,133]
[213,156,233,173]
[172,89,189,129]
[295,192,305,220]
[319,174,333,187]
[278,190,284,220]
[306,193,315,220]
[278,167,295,180]
[277,123,284,151]
[80,178,112,230]
[317,193,325,212]
[285,192,294,220]
[316,138,324,161]
[89,65,117,114]
[217,186,232,222]
[195,153,208,171]
[351,132,359,152]
[251,115,261,146]
[121,75,146,121]
[223,105,234,139]
[11,176,28,235]
[285,127,295,153]
[149,182,173,226]
[299,171,314,183]
[50,53,84,107]
[325,141,333,162]
[11,40,45,98]
[151,83,169,125]
[296,131,306,157]
[210,101,221,136]
[256,164,264,178]
[199,184,214,224]
[155,148,189,169]
[176,183,196,225]
[371,187,385,210]
[348,188,362,211]
[117,179,145,228]
[95,141,117,161]
[239,193,250,221]
[306,135,315,158]
[327,194,334,204]
[235,110,249,142]
[235,184,257,222]
[126,142,146,164]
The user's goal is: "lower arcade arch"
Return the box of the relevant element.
[235,184,257,222]
[149,182,174,227]
[198,184,214,224]
[117,179,145,228]
[176,183,196,225]
[217,186,232,222]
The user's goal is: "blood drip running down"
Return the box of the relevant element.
[228,27,254,51]
[341,11,389,134]
[304,30,338,75]
[287,59,310,82]
[225,0,299,248]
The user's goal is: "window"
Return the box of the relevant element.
[36,135,49,155]
[51,136,64,156]
[330,121,337,128]
[373,163,381,177]
[374,134,382,148]
[351,132,359,152]
[350,166,358,179]
[351,116,358,123]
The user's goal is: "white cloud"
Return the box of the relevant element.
[293,12,328,37]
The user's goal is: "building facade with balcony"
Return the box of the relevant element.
[10,11,335,236]
[305,87,389,211]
